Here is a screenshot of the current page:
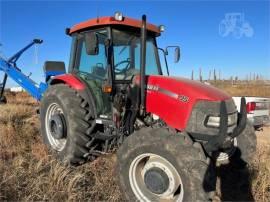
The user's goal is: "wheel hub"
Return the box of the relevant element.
[144,167,169,194]
[45,103,67,151]
[49,113,66,140]
[129,153,184,201]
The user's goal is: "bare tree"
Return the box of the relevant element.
[230,76,233,85]
[199,68,202,82]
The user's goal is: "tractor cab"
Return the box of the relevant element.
[66,12,179,117]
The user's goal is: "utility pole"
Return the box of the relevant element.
[213,69,217,82]
[191,69,194,80]
[199,68,202,82]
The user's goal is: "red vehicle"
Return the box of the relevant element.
[1,12,257,201]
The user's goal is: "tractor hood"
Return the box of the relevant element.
[146,75,230,101]
[144,75,231,130]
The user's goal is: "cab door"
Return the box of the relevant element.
[72,29,111,117]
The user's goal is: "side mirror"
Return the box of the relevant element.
[174,47,180,63]
[165,46,180,63]
[84,32,99,55]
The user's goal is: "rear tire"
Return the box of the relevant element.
[117,128,216,201]
[40,84,94,165]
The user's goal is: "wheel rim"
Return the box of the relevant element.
[129,153,184,201]
[45,103,67,151]
[217,138,237,162]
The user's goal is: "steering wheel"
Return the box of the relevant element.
[114,60,131,74]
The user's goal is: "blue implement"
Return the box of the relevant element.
[0,39,48,101]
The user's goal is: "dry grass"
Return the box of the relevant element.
[0,85,269,201]
[213,82,270,97]
[0,92,121,201]
[251,128,270,201]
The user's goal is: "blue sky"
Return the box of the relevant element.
[0,0,269,87]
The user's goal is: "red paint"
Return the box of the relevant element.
[51,74,85,90]
[70,16,160,35]
[246,102,256,114]
[145,75,231,130]
[52,74,231,131]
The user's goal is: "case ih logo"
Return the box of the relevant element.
[147,85,189,103]
[147,84,159,91]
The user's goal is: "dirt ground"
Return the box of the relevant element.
[256,127,270,146]
[214,127,270,201]
[0,92,269,201]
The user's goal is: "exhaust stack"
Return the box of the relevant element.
[140,15,147,114]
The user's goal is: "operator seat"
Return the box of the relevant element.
[85,65,110,115]
[92,65,106,79]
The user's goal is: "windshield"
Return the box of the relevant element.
[112,29,161,80]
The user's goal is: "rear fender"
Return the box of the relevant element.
[50,74,85,90]
[50,74,97,118]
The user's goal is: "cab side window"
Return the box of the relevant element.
[75,29,108,80]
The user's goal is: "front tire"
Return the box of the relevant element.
[40,84,94,165]
[117,128,216,201]
[216,121,257,166]
[231,121,257,165]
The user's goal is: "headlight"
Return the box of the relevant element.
[228,113,238,126]
[206,113,238,128]
[206,116,220,127]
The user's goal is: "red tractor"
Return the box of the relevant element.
[1,12,256,201]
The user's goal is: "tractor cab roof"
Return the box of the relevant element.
[69,16,161,36]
